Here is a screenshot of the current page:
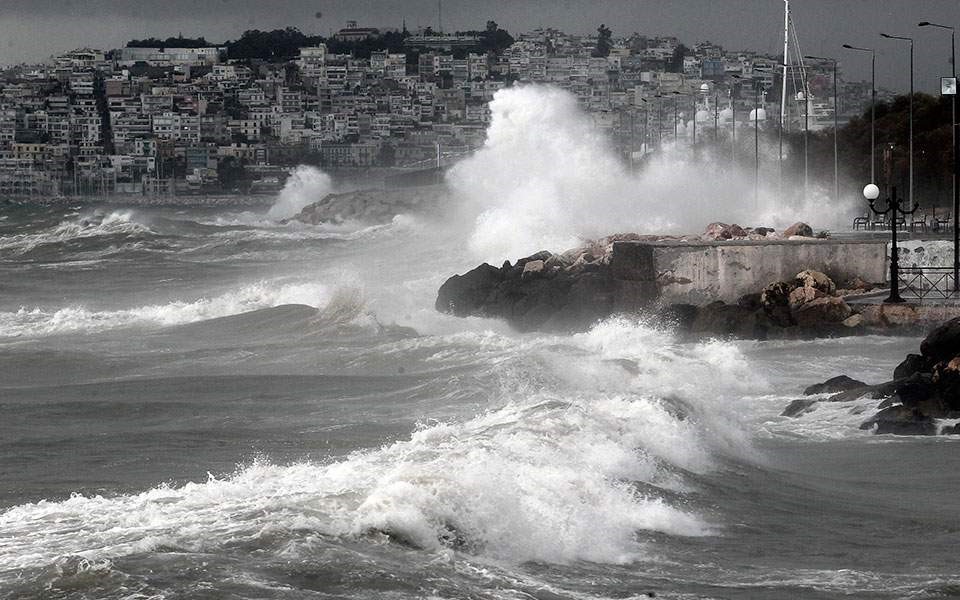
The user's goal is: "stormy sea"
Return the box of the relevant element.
[2,86,958,600]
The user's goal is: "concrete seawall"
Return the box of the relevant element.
[610,239,889,305]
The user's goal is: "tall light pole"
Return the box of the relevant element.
[729,81,738,168]
[919,21,958,291]
[755,87,766,209]
[882,33,915,209]
[843,44,876,185]
[798,90,809,200]
[672,94,679,142]
[640,97,650,156]
[672,90,695,151]
[806,55,840,208]
[656,95,663,149]
[710,84,719,144]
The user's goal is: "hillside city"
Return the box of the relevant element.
[0,22,883,198]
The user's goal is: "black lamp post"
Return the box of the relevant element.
[919,20,958,292]
[713,87,719,143]
[864,183,919,303]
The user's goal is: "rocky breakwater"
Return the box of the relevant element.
[434,222,871,336]
[785,317,960,435]
[293,185,448,225]
[435,233,666,332]
[678,268,873,339]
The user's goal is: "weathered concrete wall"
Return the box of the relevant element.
[611,239,888,305]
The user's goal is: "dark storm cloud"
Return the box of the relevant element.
[2,0,960,92]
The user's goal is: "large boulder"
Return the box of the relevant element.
[795,269,836,295]
[860,405,937,435]
[931,356,960,410]
[783,222,814,237]
[294,186,449,225]
[920,316,960,364]
[791,296,852,327]
[803,375,868,396]
[521,260,545,279]
[435,263,503,317]
[703,222,747,240]
[760,280,799,327]
[788,285,826,310]
[782,398,819,417]
[894,353,928,380]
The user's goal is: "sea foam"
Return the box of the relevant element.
[447,84,856,263]
[267,165,334,220]
[0,280,334,338]
[0,318,759,572]
[0,210,152,254]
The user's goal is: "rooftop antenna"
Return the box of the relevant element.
[438,0,442,33]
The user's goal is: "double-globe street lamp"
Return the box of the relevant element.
[864,183,919,303]
[919,20,959,291]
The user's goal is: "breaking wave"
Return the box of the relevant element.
[267,165,334,220]
[448,84,856,263]
[0,280,336,338]
[0,210,154,255]
[0,317,758,575]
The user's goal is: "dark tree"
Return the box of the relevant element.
[479,21,514,54]
[127,35,211,48]
[217,156,247,190]
[226,28,320,61]
[668,44,688,73]
[593,24,612,58]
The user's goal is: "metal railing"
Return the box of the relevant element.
[897,266,958,300]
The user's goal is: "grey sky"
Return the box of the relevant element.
[1,1,959,93]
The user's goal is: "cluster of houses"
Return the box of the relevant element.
[0,25,873,198]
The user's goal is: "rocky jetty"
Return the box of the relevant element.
[293,185,448,225]
[436,233,659,332]
[786,317,960,435]
[434,223,876,337]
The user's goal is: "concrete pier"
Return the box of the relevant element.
[610,239,889,305]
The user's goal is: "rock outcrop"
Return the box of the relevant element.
[783,222,815,238]
[435,235,666,332]
[293,185,448,225]
[788,316,960,435]
[437,238,864,338]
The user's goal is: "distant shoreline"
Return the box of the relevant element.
[1,194,277,208]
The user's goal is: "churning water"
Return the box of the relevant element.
[1,86,956,600]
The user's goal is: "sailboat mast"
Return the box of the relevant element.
[780,0,790,131]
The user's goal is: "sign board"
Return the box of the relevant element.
[943,77,957,96]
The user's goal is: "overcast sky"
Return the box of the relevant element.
[2,0,959,93]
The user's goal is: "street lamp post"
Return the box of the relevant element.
[714,87,719,143]
[750,83,765,208]
[882,33,915,209]
[843,44,877,185]
[673,95,679,142]
[919,21,959,292]
[864,183,919,303]
[657,95,663,149]
[805,55,840,208]
[672,90,692,150]
[797,90,809,200]
[728,78,746,168]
